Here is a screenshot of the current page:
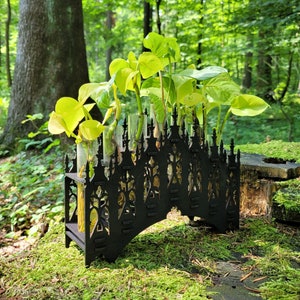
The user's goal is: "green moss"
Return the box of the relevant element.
[273,188,300,213]
[236,141,300,162]
[1,216,299,300]
[255,245,300,300]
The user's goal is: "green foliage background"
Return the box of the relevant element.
[1,0,299,142]
[0,2,299,299]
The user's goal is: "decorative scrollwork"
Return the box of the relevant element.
[64,110,240,265]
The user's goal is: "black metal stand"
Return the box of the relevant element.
[64,112,240,266]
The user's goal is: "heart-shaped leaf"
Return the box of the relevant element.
[139,52,163,78]
[55,97,85,133]
[181,92,205,107]
[48,111,67,135]
[179,66,227,81]
[79,82,111,104]
[204,73,240,105]
[115,68,139,94]
[231,94,269,116]
[79,120,105,141]
[109,58,129,77]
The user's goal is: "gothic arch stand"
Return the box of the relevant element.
[64,112,240,266]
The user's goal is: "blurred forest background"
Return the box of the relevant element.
[0,4,299,298]
[0,0,299,152]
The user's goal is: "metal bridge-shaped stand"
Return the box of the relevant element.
[64,113,240,266]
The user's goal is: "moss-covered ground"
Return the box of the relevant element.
[1,212,299,300]
[0,141,299,299]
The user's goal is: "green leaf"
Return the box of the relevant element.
[79,120,105,141]
[172,75,194,103]
[143,32,167,57]
[48,112,67,135]
[115,68,139,94]
[179,66,227,81]
[109,58,129,77]
[79,82,111,104]
[206,100,220,112]
[78,83,100,104]
[163,36,181,62]
[48,97,95,138]
[143,32,180,65]
[140,86,161,98]
[231,94,270,116]
[55,97,81,114]
[127,51,138,70]
[21,113,44,124]
[140,77,166,123]
[181,92,205,107]
[161,76,177,106]
[96,89,111,109]
[54,97,85,134]
[151,93,166,124]
[204,73,240,105]
[138,52,163,78]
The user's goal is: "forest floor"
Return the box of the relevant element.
[0,228,36,258]
[1,126,300,299]
[1,210,299,300]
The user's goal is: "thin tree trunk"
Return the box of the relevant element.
[256,30,272,98]
[197,0,204,69]
[276,52,294,141]
[5,0,12,87]
[242,35,253,90]
[142,0,152,52]
[156,0,162,35]
[236,58,240,80]
[105,10,114,81]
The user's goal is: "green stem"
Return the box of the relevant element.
[216,105,222,136]
[113,84,121,122]
[134,84,144,143]
[103,85,122,156]
[217,108,231,144]
[168,56,175,109]
[159,71,166,116]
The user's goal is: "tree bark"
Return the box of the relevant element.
[142,1,152,52]
[242,35,253,90]
[1,0,89,150]
[256,30,272,98]
[5,0,12,87]
[196,0,204,69]
[105,10,114,81]
[156,0,162,35]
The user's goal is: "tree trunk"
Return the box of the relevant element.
[144,1,152,37]
[196,0,204,69]
[1,0,89,150]
[142,1,152,52]
[5,0,12,87]
[242,51,253,89]
[242,35,253,90]
[256,30,272,98]
[156,0,162,35]
[105,10,114,81]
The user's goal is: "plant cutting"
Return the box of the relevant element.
[48,32,269,233]
[48,32,269,152]
[48,91,106,231]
